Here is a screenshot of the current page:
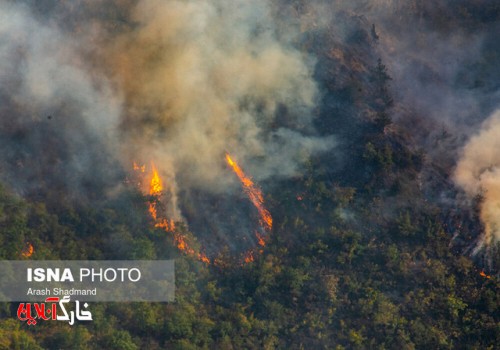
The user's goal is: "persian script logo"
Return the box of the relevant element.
[17,295,92,326]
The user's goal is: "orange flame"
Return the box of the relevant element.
[172,231,210,263]
[148,163,163,221]
[173,233,194,254]
[225,153,273,232]
[136,157,270,266]
[148,204,158,221]
[141,162,209,264]
[479,271,491,279]
[243,250,255,263]
[21,242,34,258]
[155,218,175,232]
[133,162,146,173]
[199,253,210,264]
[149,164,163,195]
[255,231,266,247]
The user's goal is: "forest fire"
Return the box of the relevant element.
[21,242,34,258]
[3,1,500,346]
[132,155,272,265]
[142,163,210,264]
[225,153,273,232]
[155,218,175,232]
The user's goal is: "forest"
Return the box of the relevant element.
[0,0,498,349]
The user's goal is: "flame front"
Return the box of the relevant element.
[142,162,210,264]
[155,218,175,232]
[135,155,272,265]
[225,153,273,232]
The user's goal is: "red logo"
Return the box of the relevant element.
[17,296,92,325]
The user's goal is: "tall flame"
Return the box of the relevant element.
[149,163,163,195]
[225,153,273,232]
[148,163,163,221]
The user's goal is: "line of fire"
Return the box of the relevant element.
[131,152,273,265]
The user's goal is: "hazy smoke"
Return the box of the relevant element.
[3,0,500,258]
[455,110,500,251]
[0,2,123,199]
[330,0,500,252]
[0,1,334,195]
[368,2,500,253]
[102,0,332,192]
[0,0,336,251]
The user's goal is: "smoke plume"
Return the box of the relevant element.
[0,1,334,193]
[455,110,500,251]
[0,0,337,253]
[321,0,500,253]
[102,0,332,192]
[10,0,500,258]
[365,2,500,253]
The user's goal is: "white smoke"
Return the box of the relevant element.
[455,110,500,252]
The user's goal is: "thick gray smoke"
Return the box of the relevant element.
[6,0,500,255]
[102,0,333,192]
[0,1,336,253]
[0,1,334,197]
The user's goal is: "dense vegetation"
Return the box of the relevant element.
[0,2,499,349]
